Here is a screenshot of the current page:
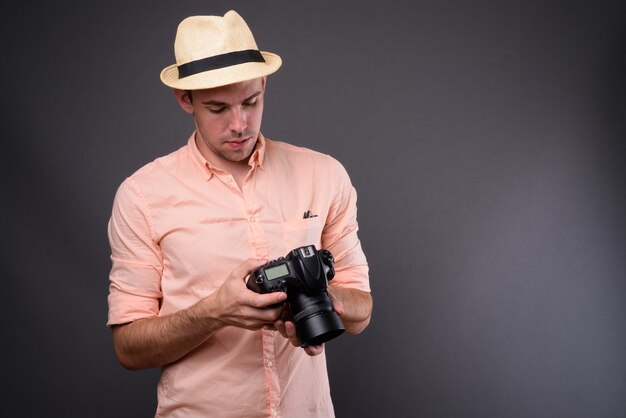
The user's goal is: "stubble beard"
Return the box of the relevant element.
[217,131,257,163]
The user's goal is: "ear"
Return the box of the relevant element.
[173,89,194,114]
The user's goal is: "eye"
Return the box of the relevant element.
[208,107,226,114]
[243,98,258,107]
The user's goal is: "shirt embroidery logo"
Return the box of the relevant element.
[303,210,318,219]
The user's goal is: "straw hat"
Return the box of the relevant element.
[160,10,282,90]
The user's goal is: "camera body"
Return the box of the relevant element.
[247,245,345,346]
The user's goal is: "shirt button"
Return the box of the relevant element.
[272,410,278,417]
[267,361,273,368]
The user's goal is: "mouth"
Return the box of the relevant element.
[224,137,250,149]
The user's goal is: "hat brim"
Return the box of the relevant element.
[160,51,282,90]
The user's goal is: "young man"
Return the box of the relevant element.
[107,10,372,417]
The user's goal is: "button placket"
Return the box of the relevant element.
[261,329,281,417]
[242,170,268,259]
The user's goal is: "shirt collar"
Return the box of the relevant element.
[249,133,266,170]
[187,131,267,181]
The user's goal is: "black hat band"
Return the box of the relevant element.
[177,49,265,79]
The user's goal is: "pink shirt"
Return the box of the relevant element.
[107,133,369,417]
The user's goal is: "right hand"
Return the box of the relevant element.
[204,258,288,330]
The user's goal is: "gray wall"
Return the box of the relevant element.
[3,1,624,417]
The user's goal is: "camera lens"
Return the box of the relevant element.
[290,291,345,347]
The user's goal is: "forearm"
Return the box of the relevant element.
[111,258,288,370]
[328,286,372,334]
[112,298,223,370]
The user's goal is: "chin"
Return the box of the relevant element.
[223,149,253,163]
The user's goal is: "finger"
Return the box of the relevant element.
[280,305,293,322]
[277,320,324,355]
[274,320,287,338]
[304,344,325,356]
[283,321,300,347]
[234,258,269,281]
[329,291,345,316]
[253,305,284,322]
[249,291,288,309]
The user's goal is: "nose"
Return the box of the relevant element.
[229,107,246,135]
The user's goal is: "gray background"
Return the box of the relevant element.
[2,1,625,417]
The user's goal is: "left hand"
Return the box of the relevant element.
[273,292,345,356]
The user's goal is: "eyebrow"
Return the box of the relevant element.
[201,91,262,107]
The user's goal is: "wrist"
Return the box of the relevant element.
[185,294,226,332]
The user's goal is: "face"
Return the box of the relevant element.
[175,77,266,168]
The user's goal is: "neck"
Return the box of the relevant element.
[194,133,253,186]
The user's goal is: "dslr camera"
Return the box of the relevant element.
[247,245,345,346]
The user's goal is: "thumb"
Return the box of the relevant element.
[329,291,345,316]
[233,258,269,282]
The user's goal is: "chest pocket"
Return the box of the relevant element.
[281,217,324,255]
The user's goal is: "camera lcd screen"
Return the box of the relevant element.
[265,264,289,280]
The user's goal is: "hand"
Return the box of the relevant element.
[206,258,288,330]
[273,291,345,356]
[110,259,288,370]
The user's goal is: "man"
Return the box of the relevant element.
[107,10,372,418]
